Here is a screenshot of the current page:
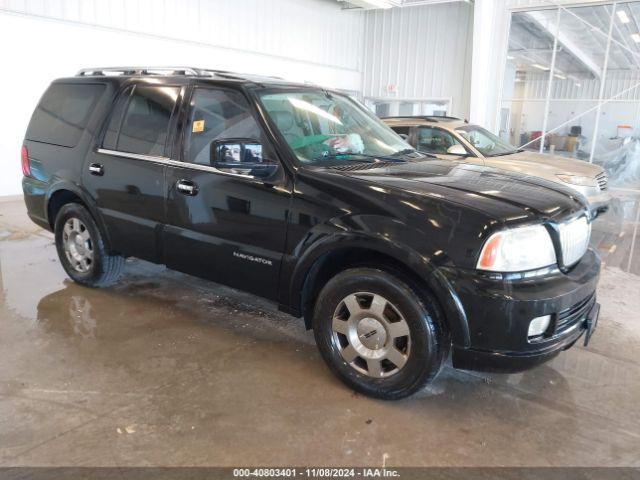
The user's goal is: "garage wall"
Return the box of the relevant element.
[0,0,481,197]
[0,0,365,196]
[360,1,474,118]
[0,0,364,74]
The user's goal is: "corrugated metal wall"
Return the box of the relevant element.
[0,0,365,73]
[361,1,473,117]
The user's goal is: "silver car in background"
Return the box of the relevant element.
[383,116,611,216]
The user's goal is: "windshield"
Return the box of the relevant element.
[257,89,416,165]
[455,125,518,157]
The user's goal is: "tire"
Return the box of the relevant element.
[312,268,446,400]
[54,203,125,287]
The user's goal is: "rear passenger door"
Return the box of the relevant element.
[83,83,182,262]
[163,86,292,301]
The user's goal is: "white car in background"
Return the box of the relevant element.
[383,116,611,217]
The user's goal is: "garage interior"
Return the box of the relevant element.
[1,0,640,469]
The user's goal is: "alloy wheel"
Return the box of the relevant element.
[331,292,411,378]
[62,218,94,273]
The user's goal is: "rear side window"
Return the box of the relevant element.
[26,83,105,148]
[104,85,179,156]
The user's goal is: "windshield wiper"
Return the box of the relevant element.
[390,148,416,156]
[388,148,437,160]
[487,151,518,157]
[313,152,405,163]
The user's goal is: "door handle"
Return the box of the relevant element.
[89,163,104,176]
[176,179,198,196]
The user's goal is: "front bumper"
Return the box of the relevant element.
[443,248,601,373]
[452,300,599,372]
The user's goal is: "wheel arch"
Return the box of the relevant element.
[46,182,113,253]
[290,236,471,348]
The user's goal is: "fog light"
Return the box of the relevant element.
[528,315,551,338]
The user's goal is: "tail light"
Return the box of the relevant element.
[21,145,31,177]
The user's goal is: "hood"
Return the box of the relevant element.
[485,151,603,180]
[326,159,586,222]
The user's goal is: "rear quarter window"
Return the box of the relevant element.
[26,83,106,148]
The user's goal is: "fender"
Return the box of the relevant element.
[45,180,114,253]
[285,231,471,348]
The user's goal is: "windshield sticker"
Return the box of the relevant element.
[192,120,205,133]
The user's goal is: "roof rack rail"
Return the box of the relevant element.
[76,66,204,77]
[75,67,285,82]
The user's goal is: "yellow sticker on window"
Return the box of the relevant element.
[192,120,205,133]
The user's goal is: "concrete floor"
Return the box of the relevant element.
[0,195,639,467]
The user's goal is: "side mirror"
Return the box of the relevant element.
[212,139,278,178]
[446,144,468,156]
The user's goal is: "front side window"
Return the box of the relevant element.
[184,88,265,166]
[455,125,517,157]
[391,126,411,136]
[106,85,179,156]
[416,127,461,154]
[257,89,414,165]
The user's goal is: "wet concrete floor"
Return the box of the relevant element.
[0,196,639,467]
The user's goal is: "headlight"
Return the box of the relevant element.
[556,174,597,187]
[477,224,556,272]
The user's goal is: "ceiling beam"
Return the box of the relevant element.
[525,10,602,79]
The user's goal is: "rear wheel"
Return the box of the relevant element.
[54,203,124,287]
[313,268,446,400]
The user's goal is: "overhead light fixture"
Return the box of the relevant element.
[532,64,550,71]
[632,33,640,43]
[554,74,567,80]
[617,10,630,24]
[575,83,582,88]
[507,55,515,60]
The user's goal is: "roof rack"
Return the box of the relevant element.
[75,66,284,82]
[77,66,202,76]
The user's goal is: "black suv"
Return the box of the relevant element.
[22,67,600,399]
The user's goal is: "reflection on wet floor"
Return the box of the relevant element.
[591,189,640,275]
[0,198,639,467]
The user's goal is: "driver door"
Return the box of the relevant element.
[163,86,292,301]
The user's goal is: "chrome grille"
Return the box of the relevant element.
[558,216,591,267]
[596,172,608,191]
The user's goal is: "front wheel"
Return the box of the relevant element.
[313,268,447,400]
